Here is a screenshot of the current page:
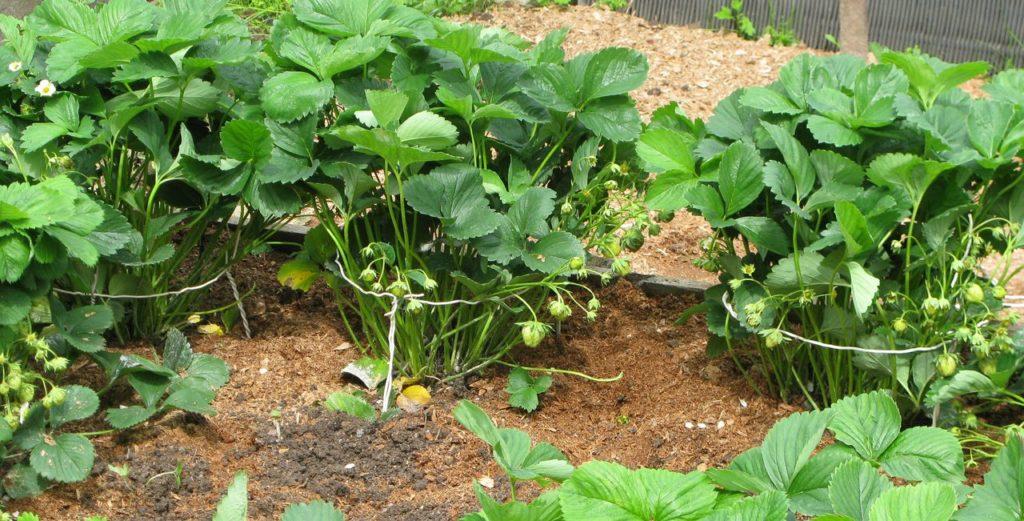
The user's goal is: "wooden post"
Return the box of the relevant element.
[839,0,869,56]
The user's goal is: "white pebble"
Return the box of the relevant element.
[685,421,694,429]
[479,476,495,489]
[697,422,707,429]
[739,399,748,408]
[717,420,726,430]
[344,463,355,470]
[258,367,268,375]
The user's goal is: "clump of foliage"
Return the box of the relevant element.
[228,0,291,35]
[714,0,756,41]
[594,0,629,11]
[405,0,495,16]
[0,0,292,341]
[457,390,1024,520]
[266,0,655,379]
[643,51,1022,414]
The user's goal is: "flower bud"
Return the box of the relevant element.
[586,311,597,322]
[560,201,573,215]
[587,298,601,311]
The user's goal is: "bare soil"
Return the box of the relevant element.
[9,253,793,519]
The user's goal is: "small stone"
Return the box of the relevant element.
[697,422,707,429]
[479,476,495,489]
[344,463,355,470]
[716,420,725,430]
[696,81,709,89]
[684,421,694,429]
[739,399,748,408]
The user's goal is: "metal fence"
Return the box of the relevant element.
[593,0,1024,68]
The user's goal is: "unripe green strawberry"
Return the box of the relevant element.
[762,329,784,348]
[587,298,601,311]
[560,201,573,215]
[603,238,622,257]
[603,180,618,190]
[388,281,409,298]
[655,210,675,223]
[979,357,998,376]
[18,384,34,403]
[648,222,661,236]
[965,283,985,304]
[611,257,631,276]
[621,230,644,252]
[993,285,1007,299]
[548,300,572,320]
[406,300,423,315]
[47,386,67,407]
[893,318,908,333]
[568,256,585,270]
[936,353,958,377]
[360,268,376,283]
[520,321,548,347]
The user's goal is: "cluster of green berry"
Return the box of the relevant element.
[1,333,70,429]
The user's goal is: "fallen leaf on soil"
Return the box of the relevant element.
[401,385,431,405]
[197,324,223,336]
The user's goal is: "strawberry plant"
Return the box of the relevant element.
[265,0,655,379]
[456,391,1024,520]
[0,167,229,498]
[0,0,292,340]
[644,51,1023,412]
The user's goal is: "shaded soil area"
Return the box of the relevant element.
[10,254,792,519]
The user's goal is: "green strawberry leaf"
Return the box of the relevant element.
[506,367,552,413]
[30,433,94,483]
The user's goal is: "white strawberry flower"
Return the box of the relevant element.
[8,61,22,73]
[34,79,57,97]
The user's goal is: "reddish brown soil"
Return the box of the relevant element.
[9,254,792,520]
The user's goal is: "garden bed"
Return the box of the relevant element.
[5,3,1022,519]
[10,253,794,519]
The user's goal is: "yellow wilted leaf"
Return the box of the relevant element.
[197,323,224,336]
[400,385,431,405]
[187,314,202,324]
